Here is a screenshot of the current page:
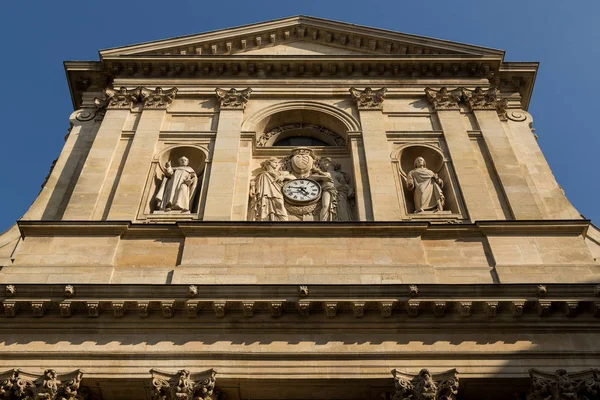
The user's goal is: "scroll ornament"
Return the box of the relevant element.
[391,369,459,400]
[151,369,217,400]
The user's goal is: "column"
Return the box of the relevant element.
[425,87,503,221]
[350,87,402,221]
[107,87,177,220]
[203,88,252,220]
[63,87,139,220]
[465,88,542,219]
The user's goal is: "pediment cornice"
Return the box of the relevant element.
[100,16,504,58]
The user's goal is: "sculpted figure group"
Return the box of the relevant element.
[250,148,354,221]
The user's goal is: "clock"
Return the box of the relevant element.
[282,179,322,204]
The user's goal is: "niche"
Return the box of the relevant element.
[394,144,462,218]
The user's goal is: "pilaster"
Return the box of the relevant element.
[23,108,99,220]
[203,88,251,220]
[107,87,176,220]
[350,87,401,221]
[464,88,543,219]
[425,87,504,221]
[63,87,137,219]
[348,131,372,220]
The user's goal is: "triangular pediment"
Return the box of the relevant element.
[100,16,504,58]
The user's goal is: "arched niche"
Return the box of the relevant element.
[143,145,210,218]
[393,144,462,216]
[242,101,361,146]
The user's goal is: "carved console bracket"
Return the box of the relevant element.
[151,368,217,400]
[391,368,459,400]
[0,369,84,400]
[215,87,252,109]
[527,368,600,400]
[349,87,387,110]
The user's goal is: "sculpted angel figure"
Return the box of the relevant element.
[155,156,197,212]
[407,157,445,213]
[250,157,288,221]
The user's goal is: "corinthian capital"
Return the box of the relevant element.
[0,368,84,400]
[215,87,252,109]
[424,87,462,110]
[151,368,217,400]
[528,369,600,400]
[462,87,507,111]
[94,86,141,109]
[349,87,387,110]
[391,369,459,400]
[140,87,178,109]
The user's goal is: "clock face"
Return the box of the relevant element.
[282,179,322,204]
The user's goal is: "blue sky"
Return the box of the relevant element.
[0,0,598,230]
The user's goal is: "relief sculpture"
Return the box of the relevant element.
[249,148,354,221]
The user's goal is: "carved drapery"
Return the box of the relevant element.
[215,87,252,109]
[349,87,387,109]
[0,369,84,400]
[257,123,346,147]
[151,369,217,400]
[391,369,459,400]
[140,87,178,109]
[527,369,600,400]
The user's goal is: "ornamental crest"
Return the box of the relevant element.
[290,148,316,177]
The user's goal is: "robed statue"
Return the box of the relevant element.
[155,156,197,212]
[250,158,288,221]
[406,157,445,213]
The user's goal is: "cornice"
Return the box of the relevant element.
[0,283,598,325]
[16,220,591,238]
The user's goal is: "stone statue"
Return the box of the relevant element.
[406,157,445,213]
[250,157,288,221]
[312,157,338,221]
[333,163,354,221]
[155,156,197,212]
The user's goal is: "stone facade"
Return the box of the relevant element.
[0,16,598,400]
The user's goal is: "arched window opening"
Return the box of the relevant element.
[273,136,329,147]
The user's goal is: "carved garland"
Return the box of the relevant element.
[257,123,346,147]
